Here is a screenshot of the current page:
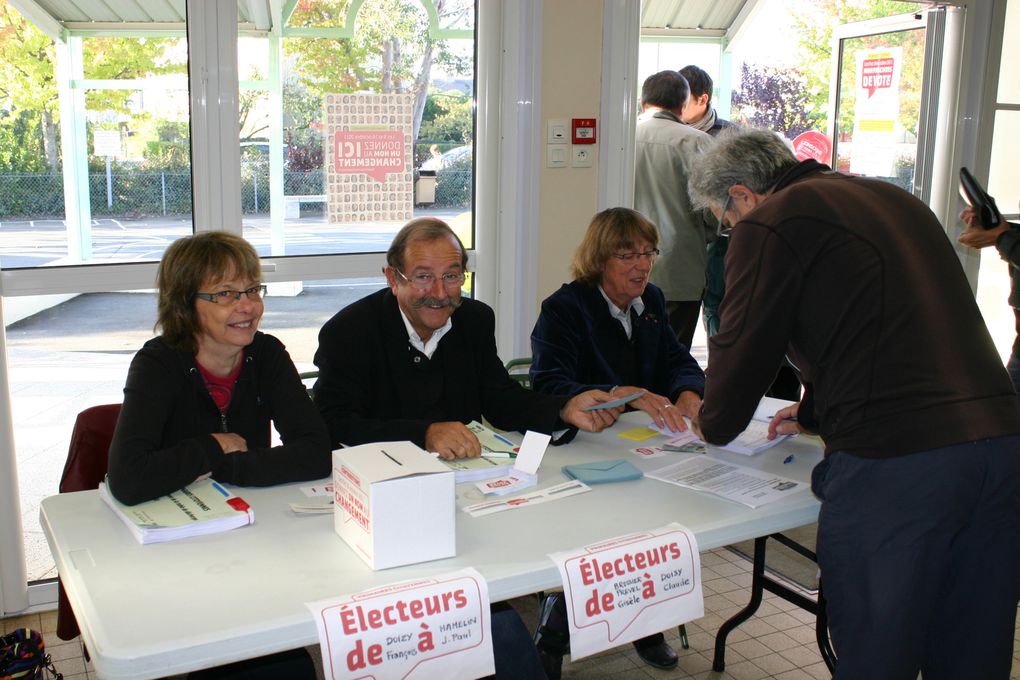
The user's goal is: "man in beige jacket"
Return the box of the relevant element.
[633,69,715,349]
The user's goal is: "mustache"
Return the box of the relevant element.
[410,295,463,310]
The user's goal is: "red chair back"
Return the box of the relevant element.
[56,403,121,642]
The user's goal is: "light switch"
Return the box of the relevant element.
[547,119,568,144]
[547,145,567,168]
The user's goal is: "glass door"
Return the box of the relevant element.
[828,12,926,195]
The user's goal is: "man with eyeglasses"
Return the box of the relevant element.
[688,126,1020,679]
[312,217,618,461]
[633,69,716,349]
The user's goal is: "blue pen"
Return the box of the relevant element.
[783,455,794,464]
[493,432,515,446]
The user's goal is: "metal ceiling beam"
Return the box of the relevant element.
[725,0,767,52]
[6,0,66,42]
[642,28,727,38]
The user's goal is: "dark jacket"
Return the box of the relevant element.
[699,160,1020,458]
[107,332,331,505]
[313,288,570,449]
[529,281,705,399]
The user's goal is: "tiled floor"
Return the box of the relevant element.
[4,547,1018,679]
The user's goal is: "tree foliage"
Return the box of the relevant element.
[732,63,817,139]
[283,0,473,145]
[0,0,182,172]
[418,90,472,144]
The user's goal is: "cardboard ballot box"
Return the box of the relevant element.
[333,441,455,570]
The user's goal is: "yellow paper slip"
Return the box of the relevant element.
[617,426,661,442]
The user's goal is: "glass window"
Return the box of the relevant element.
[988,110,1020,215]
[0,23,192,269]
[997,0,1020,105]
[238,0,477,259]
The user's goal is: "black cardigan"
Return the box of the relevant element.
[313,288,570,449]
[107,332,331,505]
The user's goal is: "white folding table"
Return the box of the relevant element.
[41,412,825,679]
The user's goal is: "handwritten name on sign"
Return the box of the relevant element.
[550,524,704,661]
[307,568,494,680]
[333,130,406,182]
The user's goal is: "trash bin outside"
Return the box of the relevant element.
[416,170,437,205]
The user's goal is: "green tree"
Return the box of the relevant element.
[0,1,60,169]
[418,89,472,144]
[284,0,473,143]
[0,0,182,172]
[732,63,818,138]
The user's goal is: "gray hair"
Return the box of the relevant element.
[688,126,799,210]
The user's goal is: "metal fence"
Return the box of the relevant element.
[0,164,471,219]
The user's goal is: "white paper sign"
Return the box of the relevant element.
[462,480,591,517]
[548,524,703,661]
[474,472,536,496]
[629,445,668,459]
[513,430,551,475]
[306,568,494,680]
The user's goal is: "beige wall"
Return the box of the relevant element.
[536,0,604,313]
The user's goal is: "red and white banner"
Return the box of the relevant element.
[549,523,703,660]
[307,568,494,679]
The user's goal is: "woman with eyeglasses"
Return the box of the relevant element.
[528,207,705,675]
[530,207,705,433]
[108,231,331,507]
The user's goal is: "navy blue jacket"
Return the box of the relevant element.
[529,281,705,399]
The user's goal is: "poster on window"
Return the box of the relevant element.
[324,92,414,224]
[849,47,902,177]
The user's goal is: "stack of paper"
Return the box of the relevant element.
[99,478,255,544]
[437,421,518,483]
[441,456,514,483]
[466,421,519,455]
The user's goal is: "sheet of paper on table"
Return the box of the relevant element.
[646,455,804,508]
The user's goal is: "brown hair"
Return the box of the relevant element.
[385,217,467,272]
[155,232,261,353]
[570,207,660,284]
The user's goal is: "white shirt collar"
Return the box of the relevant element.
[397,306,452,359]
[598,286,644,339]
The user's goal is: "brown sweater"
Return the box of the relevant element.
[699,160,1020,458]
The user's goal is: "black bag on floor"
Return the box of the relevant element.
[0,628,62,680]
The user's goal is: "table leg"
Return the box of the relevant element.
[712,533,836,673]
[712,536,768,671]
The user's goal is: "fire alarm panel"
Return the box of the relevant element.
[572,118,596,144]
